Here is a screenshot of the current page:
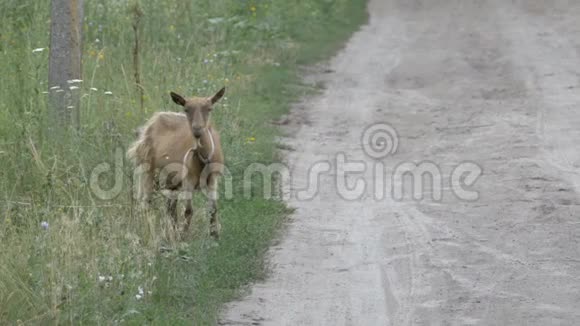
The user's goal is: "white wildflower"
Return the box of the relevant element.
[208,17,224,25]
[50,86,61,90]
[90,87,98,91]
[135,286,145,300]
[67,79,83,84]
[40,221,49,230]
[98,275,106,282]
[32,48,45,53]
[55,89,64,93]
[69,86,79,90]
[104,91,113,95]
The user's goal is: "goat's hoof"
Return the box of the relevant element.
[210,230,220,240]
[209,224,221,240]
[209,222,222,240]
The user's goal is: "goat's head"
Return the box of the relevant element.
[169,87,226,140]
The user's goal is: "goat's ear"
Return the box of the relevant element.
[170,92,186,106]
[210,87,226,104]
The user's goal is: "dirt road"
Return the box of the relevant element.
[221,1,580,325]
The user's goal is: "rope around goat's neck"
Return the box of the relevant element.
[181,128,215,180]
[182,128,214,165]
[198,127,215,164]
[182,148,195,180]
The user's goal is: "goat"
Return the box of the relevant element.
[127,87,226,239]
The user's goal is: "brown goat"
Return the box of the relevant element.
[127,88,226,239]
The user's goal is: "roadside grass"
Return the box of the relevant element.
[0,0,368,324]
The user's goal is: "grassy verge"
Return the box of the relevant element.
[0,0,367,324]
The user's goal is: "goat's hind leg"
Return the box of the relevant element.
[136,167,155,210]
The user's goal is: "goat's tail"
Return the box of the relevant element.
[126,141,140,164]
[126,130,150,165]
[127,133,154,203]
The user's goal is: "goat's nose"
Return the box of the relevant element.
[193,129,203,138]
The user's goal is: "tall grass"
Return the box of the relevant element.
[0,0,367,324]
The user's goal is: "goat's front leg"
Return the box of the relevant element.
[183,200,194,232]
[183,179,196,232]
[166,197,178,229]
[207,174,221,239]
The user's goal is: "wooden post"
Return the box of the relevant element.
[48,0,84,132]
[131,1,144,116]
